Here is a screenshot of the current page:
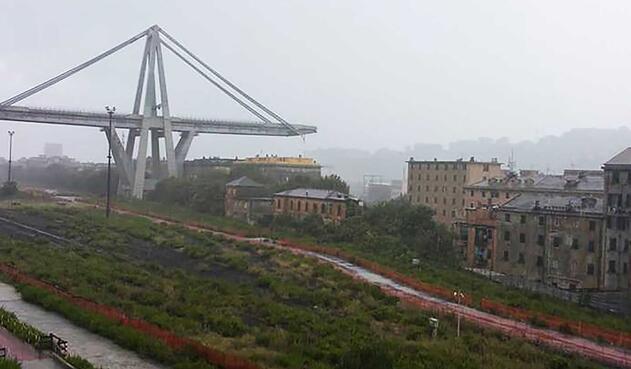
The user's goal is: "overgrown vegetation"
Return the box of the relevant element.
[0,205,606,369]
[119,198,631,333]
[0,358,21,369]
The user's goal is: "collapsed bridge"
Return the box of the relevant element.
[0,25,317,198]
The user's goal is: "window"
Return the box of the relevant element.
[609,237,618,251]
[452,198,456,205]
[624,263,628,274]
[290,200,294,210]
[536,256,543,267]
[625,239,630,252]
[451,210,456,217]
[608,260,617,274]
[442,209,446,216]
[518,253,525,264]
[482,191,486,198]
[612,171,620,184]
[426,174,430,180]
[434,197,438,204]
[425,197,429,203]
[492,191,499,198]
[538,216,545,226]
[617,217,626,230]
[588,240,595,252]
[504,231,511,241]
[587,264,595,275]
[453,187,456,193]
[571,238,579,250]
[503,250,509,261]
[276,199,281,209]
[537,235,544,246]
[519,233,526,243]
[321,203,326,214]
[589,221,596,231]
[425,185,429,191]
[337,204,342,216]
[483,164,489,172]
[443,198,447,205]
[305,202,309,212]
[470,190,474,196]
[298,201,302,211]
[553,237,560,247]
[520,215,526,224]
[505,192,510,199]
[453,175,457,181]
[505,213,511,222]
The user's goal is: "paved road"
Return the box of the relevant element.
[0,283,165,369]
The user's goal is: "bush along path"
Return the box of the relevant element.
[101,203,631,368]
[0,306,98,369]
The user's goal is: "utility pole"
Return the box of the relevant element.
[105,106,115,218]
[453,290,465,337]
[7,131,14,183]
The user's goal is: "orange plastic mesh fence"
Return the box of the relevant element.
[0,263,262,369]
[480,298,631,349]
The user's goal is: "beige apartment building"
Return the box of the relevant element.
[407,157,503,225]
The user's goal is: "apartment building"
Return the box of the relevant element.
[273,188,358,223]
[602,148,631,290]
[407,157,503,225]
[495,193,604,290]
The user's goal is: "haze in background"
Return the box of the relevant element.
[1,1,631,165]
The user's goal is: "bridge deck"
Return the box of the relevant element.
[0,106,316,137]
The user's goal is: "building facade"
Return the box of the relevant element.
[224,176,272,224]
[495,194,604,290]
[407,157,503,225]
[602,148,631,290]
[273,188,357,223]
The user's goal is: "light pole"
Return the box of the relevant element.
[7,131,14,183]
[453,290,465,337]
[105,106,115,218]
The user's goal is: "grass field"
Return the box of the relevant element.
[0,204,608,369]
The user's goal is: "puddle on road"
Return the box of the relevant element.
[0,282,165,369]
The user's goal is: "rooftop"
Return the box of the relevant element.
[604,147,631,167]
[466,171,603,193]
[501,192,603,214]
[225,176,264,188]
[274,188,352,201]
[407,156,502,165]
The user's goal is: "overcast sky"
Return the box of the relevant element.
[2,1,631,162]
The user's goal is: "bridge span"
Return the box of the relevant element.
[0,25,317,198]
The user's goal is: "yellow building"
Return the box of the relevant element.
[407,157,503,225]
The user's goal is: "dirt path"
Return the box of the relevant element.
[104,205,631,368]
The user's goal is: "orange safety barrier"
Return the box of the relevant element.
[102,204,631,352]
[480,298,631,350]
[0,263,262,369]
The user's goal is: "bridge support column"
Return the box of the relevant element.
[104,128,134,196]
[175,131,196,176]
[151,129,161,179]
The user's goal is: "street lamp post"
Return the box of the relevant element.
[105,106,116,218]
[453,290,465,337]
[7,131,14,183]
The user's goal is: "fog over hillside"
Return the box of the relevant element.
[308,127,631,194]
